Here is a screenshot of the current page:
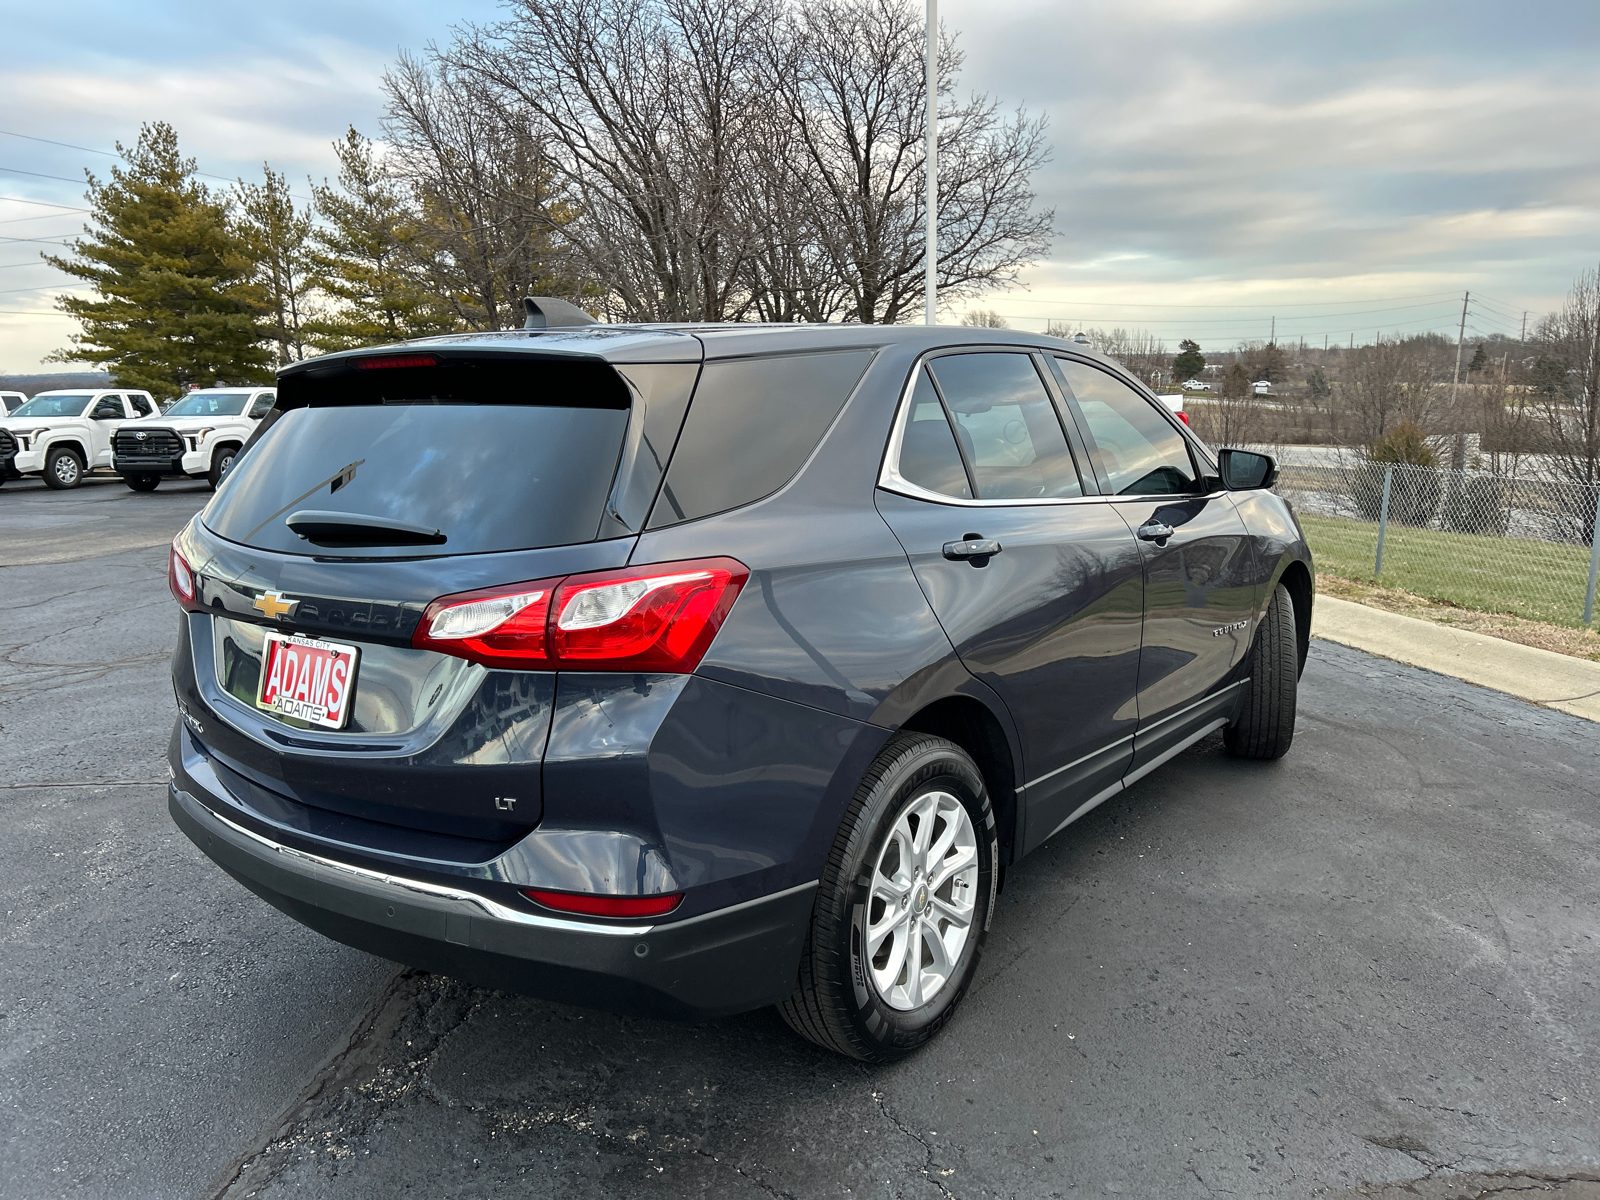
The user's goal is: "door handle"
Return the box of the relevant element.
[1136,521,1175,543]
[942,537,1002,563]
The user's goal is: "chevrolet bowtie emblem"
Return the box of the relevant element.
[253,590,296,621]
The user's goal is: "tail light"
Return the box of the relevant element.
[1176,410,1190,425]
[522,888,684,918]
[169,539,201,611]
[412,557,748,673]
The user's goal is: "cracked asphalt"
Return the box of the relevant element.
[2,478,1597,1199]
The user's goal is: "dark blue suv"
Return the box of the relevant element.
[166,313,1312,1061]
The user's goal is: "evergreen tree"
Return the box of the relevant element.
[1172,338,1205,380]
[1467,343,1488,373]
[44,122,269,399]
[302,128,456,351]
[238,165,314,367]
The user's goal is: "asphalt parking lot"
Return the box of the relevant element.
[2,476,1597,1200]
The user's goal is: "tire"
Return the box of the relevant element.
[1224,582,1298,760]
[779,733,998,1062]
[207,445,239,490]
[43,446,84,490]
[124,474,160,492]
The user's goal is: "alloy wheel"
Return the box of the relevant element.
[54,455,79,485]
[863,789,979,1010]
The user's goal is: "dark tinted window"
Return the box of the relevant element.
[649,349,874,527]
[248,393,274,419]
[895,367,971,498]
[1053,358,1197,496]
[204,403,629,558]
[129,394,153,416]
[927,353,1082,500]
[91,396,124,419]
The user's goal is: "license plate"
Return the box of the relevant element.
[255,632,359,729]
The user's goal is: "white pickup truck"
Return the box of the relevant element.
[113,386,275,491]
[0,389,159,489]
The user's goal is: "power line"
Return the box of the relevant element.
[0,309,72,317]
[0,128,316,203]
[0,194,89,211]
[988,290,1462,310]
[0,166,85,184]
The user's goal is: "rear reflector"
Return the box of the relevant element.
[413,557,748,672]
[354,354,439,370]
[522,889,684,918]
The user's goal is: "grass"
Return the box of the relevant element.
[1297,512,1599,629]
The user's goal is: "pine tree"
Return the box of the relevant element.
[302,128,457,351]
[238,165,314,367]
[44,122,270,399]
[1467,343,1488,373]
[1172,338,1205,380]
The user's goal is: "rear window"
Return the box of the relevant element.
[203,356,632,557]
[648,349,874,527]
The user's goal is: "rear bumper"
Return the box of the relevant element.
[168,781,817,1020]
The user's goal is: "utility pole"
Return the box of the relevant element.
[1520,311,1527,345]
[1270,315,1275,343]
[924,0,937,326]
[1449,290,1470,473]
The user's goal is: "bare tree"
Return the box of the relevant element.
[1333,334,1448,449]
[1079,327,1168,389]
[458,0,773,322]
[383,50,589,330]
[960,309,1007,327]
[774,0,1052,324]
[1530,265,1600,485]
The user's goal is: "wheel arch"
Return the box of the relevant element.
[44,437,88,464]
[1274,558,1313,676]
[897,693,1021,866]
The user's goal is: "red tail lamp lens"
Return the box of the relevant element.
[169,540,199,610]
[412,558,748,673]
[1176,410,1190,425]
[412,577,561,667]
[355,354,439,370]
[522,889,683,918]
[550,558,748,672]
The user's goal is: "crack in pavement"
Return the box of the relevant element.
[203,968,414,1200]
[867,1081,959,1199]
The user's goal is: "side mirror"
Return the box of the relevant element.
[1218,448,1277,490]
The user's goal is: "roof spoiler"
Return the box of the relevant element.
[523,296,599,330]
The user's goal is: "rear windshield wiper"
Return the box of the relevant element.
[286,510,447,547]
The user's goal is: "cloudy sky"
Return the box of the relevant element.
[2,0,1596,371]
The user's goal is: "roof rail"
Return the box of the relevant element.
[523,296,599,330]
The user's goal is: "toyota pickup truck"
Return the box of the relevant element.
[0,389,158,488]
[113,386,276,491]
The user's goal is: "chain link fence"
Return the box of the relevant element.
[1273,460,1600,628]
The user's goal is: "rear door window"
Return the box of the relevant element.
[896,367,972,499]
[204,357,632,558]
[926,353,1083,500]
[648,349,874,527]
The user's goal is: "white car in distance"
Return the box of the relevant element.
[113,386,275,491]
[0,389,158,489]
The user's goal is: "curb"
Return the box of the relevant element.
[1311,595,1600,723]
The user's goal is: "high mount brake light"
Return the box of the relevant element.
[412,557,749,673]
[169,539,200,611]
[354,353,438,370]
[522,888,684,919]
